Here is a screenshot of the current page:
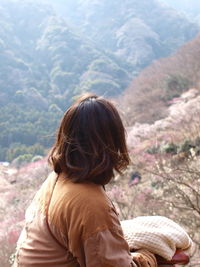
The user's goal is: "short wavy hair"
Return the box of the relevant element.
[48,93,130,185]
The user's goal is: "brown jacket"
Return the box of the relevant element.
[14,172,156,267]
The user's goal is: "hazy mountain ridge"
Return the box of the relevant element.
[54,0,200,69]
[0,0,131,162]
[0,0,199,162]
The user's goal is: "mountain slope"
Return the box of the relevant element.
[0,0,200,162]
[0,0,131,161]
[119,34,200,124]
[52,0,200,70]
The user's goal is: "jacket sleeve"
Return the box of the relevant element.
[67,198,157,267]
[83,225,137,267]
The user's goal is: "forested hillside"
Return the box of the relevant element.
[2,33,200,266]
[0,0,199,163]
[51,0,199,68]
[0,0,131,162]
[1,1,200,266]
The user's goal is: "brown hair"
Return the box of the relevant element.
[48,93,130,185]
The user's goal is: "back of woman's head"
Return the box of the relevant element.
[48,93,130,185]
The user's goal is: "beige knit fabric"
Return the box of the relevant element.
[121,216,193,261]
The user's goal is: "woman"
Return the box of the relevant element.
[14,93,157,266]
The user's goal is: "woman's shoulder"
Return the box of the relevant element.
[50,174,121,241]
[65,180,107,206]
[50,173,109,209]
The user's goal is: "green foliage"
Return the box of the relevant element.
[31,155,43,162]
[179,139,194,153]
[163,74,193,101]
[146,145,159,154]
[0,145,7,161]
[12,154,33,167]
[195,136,200,147]
[6,143,45,162]
[0,101,62,161]
[160,143,178,154]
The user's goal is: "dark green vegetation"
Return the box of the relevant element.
[0,0,199,162]
[0,0,131,162]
